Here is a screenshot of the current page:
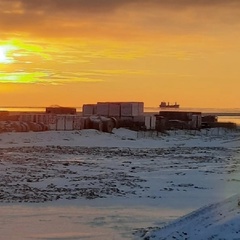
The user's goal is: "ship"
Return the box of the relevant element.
[159,101,180,108]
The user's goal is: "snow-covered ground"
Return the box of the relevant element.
[141,194,240,240]
[0,128,240,239]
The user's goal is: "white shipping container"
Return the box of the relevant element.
[120,103,132,117]
[65,115,74,130]
[32,115,37,123]
[48,115,57,130]
[74,116,82,130]
[150,116,156,130]
[43,114,49,125]
[28,115,35,122]
[82,117,91,129]
[82,104,96,116]
[36,114,45,123]
[19,114,34,122]
[81,117,87,129]
[132,102,139,116]
[121,102,140,117]
[145,116,151,130]
[138,102,144,116]
[96,103,109,116]
[109,103,121,117]
[192,115,202,129]
[56,115,65,131]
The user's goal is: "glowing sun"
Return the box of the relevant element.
[0,45,15,64]
[0,46,8,63]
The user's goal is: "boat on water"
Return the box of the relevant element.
[159,101,180,108]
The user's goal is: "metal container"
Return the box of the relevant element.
[81,117,91,129]
[82,104,96,116]
[65,115,74,130]
[138,102,144,116]
[74,116,82,130]
[192,114,202,129]
[120,102,143,117]
[96,102,109,116]
[19,114,34,122]
[109,103,121,117]
[56,115,65,131]
[120,103,132,117]
[145,116,151,130]
[150,116,156,130]
[48,115,57,130]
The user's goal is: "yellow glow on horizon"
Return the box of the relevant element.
[0,31,239,108]
[0,72,50,84]
[9,39,51,60]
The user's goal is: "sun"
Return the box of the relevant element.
[0,44,17,64]
[0,46,8,63]
[0,46,13,64]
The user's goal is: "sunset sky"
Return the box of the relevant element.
[0,0,240,108]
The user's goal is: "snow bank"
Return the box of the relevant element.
[143,194,240,240]
[0,128,239,149]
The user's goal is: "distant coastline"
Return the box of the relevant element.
[1,106,240,114]
[1,106,240,125]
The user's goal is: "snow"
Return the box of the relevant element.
[142,194,240,240]
[0,128,240,239]
[0,127,239,149]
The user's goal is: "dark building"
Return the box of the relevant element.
[45,107,76,115]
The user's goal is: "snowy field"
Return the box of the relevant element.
[141,194,240,240]
[0,128,240,239]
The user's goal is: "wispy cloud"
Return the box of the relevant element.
[0,68,145,84]
[0,70,105,84]
[0,0,240,39]
[0,38,148,85]
[2,0,240,13]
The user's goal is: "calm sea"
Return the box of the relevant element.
[1,106,240,125]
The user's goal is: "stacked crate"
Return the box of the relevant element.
[109,103,121,117]
[82,104,96,116]
[95,102,144,118]
[96,102,109,116]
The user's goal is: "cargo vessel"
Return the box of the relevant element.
[159,102,180,108]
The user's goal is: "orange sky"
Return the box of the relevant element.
[0,0,240,108]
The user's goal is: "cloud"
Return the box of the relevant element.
[0,0,240,40]
[2,0,240,13]
[0,68,144,85]
[0,70,105,84]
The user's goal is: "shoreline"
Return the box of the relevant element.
[2,110,240,117]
